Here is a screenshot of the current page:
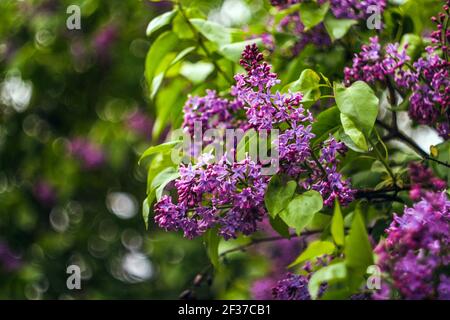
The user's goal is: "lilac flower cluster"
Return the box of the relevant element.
[344,36,413,86]
[234,45,354,206]
[374,192,450,299]
[408,46,450,138]
[329,0,386,20]
[154,156,267,239]
[272,273,311,300]
[182,90,244,136]
[345,3,450,139]
[68,137,106,170]
[277,14,331,56]
[272,257,331,300]
[154,44,354,239]
[408,162,447,201]
[310,136,355,206]
[269,1,386,55]
[430,1,450,57]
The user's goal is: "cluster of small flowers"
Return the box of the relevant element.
[408,162,447,201]
[272,273,311,300]
[154,44,354,239]
[68,137,106,170]
[309,136,355,206]
[329,0,386,20]
[409,45,450,138]
[277,14,331,56]
[0,241,22,272]
[272,257,331,300]
[430,1,450,57]
[345,3,450,139]
[234,44,355,206]
[154,155,267,239]
[269,1,386,55]
[344,36,413,86]
[374,192,450,299]
[182,90,244,136]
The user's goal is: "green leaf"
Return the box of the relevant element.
[190,18,231,46]
[145,32,178,94]
[279,190,323,235]
[400,33,423,60]
[338,129,368,153]
[204,229,220,269]
[282,69,321,104]
[180,61,214,84]
[172,13,195,39]
[298,2,330,30]
[151,167,180,201]
[153,79,186,141]
[139,141,180,164]
[269,215,291,238]
[430,141,450,185]
[146,153,176,195]
[311,106,341,144]
[219,38,262,62]
[146,9,178,37]
[324,14,356,41]
[171,46,196,66]
[344,207,373,271]
[331,199,345,246]
[308,262,347,299]
[334,81,379,136]
[340,113,368,152]
[142,197,150,230]
[264,175,297,218]
[289,241,335,268]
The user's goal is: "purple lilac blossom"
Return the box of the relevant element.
[154,44,355,239]
[233,45,354,206]
[374,192,450,300]
[154,155,268,239]
[345,4,450,139]
[182,90,244,136]
[272,257,331,300]
[272,273,311,300]
[330,0,386,20]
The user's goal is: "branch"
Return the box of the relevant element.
[179,229,322,299]
[177,2,234,85]
[376,120,450,168]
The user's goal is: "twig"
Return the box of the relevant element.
[177,2,234,85]
[376,120,450,168]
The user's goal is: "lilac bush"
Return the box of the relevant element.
[141,0,450,301]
